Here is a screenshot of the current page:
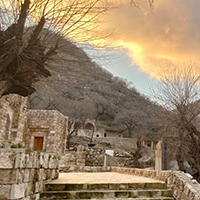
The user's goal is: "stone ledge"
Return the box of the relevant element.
[0,150,60,169]
[111,167,171,181]
[110,167,200,200]
[60,165,111,173]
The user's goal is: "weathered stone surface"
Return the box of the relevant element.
[0,185,11,200]
[0,150,59,200]
[0,169,18,184]
[10,183,27,199]
[0,152,16,168]
[110,167,200,200]
[27,110,68,154]
[0,94,27,143]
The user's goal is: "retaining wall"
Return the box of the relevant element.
[0,149,59,200]
[111,167,200,200]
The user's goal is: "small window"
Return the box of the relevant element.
[96,134,99,137]
[104,133,107,137]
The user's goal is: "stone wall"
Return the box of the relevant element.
[60,145,141,171]
[111,167,200,200]
[0,149,59,200]
[60,145,105,171]
[0,94,27,144]
[85,147,104,166]
[26,110,68,154]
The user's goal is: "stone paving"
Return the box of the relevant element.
[49,172,165,184]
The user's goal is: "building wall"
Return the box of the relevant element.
[0,149,59,200]
[0,94,27,144]
[26,110,68,154]
[104,130,123,138]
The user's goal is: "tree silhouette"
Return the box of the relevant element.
[0,0,112,97]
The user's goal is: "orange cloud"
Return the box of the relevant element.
[102,0,200,78]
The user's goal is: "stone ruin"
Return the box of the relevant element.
[0,94,68,153]
[0,94,66,200]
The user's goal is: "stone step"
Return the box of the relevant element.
[40,189,173,199]
[45,182,166,191]
[58,198,174,200]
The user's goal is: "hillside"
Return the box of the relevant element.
[28,38,160,137]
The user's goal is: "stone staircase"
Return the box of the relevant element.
[40,182,175,199]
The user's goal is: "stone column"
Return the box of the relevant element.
[155,140,162,171]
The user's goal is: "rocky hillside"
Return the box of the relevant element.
[28,38,160,137]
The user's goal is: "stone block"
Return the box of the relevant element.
[0,185,11,200]
[25,182,34,197]
[24,169,30,183]
[0,152,15,168]
[43,154,49,169]
[25,153,34,168]
[35,193,40,200]
[38,169,44,182]
[10,183,27,199]
[193,194,200,200]
[0,169,18,184]
[29,168,35,182]
[17,169,26,184]
[18,152,26,168]
[49,156,59,169]
[35,182,39,193]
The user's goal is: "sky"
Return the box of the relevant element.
[92,0,200,96]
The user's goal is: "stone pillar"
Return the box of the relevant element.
[155,140,162,171]
[151,141,154,149]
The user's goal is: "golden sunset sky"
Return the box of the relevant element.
[2,0,199,94]
[100,0,200,81]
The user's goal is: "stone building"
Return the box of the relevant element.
[104,130,123,138]
[0,94,27,144]
[26,110,68,154]
[0,94,68,154]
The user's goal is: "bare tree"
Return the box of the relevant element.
[65,100,96,149]
[0,0,112,98]
[131,0,154,8]
[152,65,200,181]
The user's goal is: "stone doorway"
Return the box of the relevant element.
[34,137,44,151]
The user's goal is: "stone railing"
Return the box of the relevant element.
[0,149,60,200]
[111,167,200,200]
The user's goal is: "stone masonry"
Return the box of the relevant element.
[0,94,27,144]
[26,110,68,154]
[0,149,59,200]
[111,167,200,200]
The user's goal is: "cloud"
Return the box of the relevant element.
[102,0,200,78]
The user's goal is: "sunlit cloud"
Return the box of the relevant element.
[102,0,200,79]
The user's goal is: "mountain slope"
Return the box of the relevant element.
[28,38,160,136]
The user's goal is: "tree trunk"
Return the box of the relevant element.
[89,126,95,144]
[133,137,142,168]
[187,135,200,182]
[176,146,185,171]
[66,134,71,150]
[66,130,75,150]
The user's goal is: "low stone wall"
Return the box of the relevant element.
[61,145,133,170]
[60,145,105,169]
[0,149,60,200]
[167,171,200,200]
[85,147,104,166]
[60,165,111,172]
[111,167,171,181]
[111,167,200,200]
